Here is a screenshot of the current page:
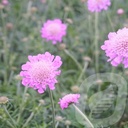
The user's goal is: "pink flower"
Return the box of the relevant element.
[58,94,80,110]
[87,0,111,12]
[20,52,62,93]
[41,19,67,44]
[101,27,128,68]
[2,0,9,5]
[117,8,124,15]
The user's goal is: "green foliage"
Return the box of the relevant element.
[0,0,128,128]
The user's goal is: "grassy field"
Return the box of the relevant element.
[0,0,128,128]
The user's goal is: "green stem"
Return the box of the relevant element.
[22,112,34,128]
[17,87,28,124]
[3,105,17,128]
[48,88,55,128]
[94,12,99,74]
[64,49,82,71]
[73,104,94,128]
[55,122,59,128]
[77,61,88,84]
[106,11,115,31]
[66,126,69,128]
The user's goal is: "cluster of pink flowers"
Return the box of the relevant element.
[58,94,80,109]
[87,0,111,12]
[41,19,67,44]
[101,27,128,68]
[2,0,9,5]
[20,52,62,93]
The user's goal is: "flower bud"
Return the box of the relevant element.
[57,43,66,50]
[0,96,9,104]
[117,8,124,15]
[65,120,71,125]
[71,86,80,93]
[39,99,45,105]
[55,116,63,122]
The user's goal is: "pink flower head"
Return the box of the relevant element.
[20,52,62,93]
[101,27,128,68]
[2,0,9,5]
[117,8,124,15]
[87,0,111,12]
[58,94,80,110]
[41,19,67,44]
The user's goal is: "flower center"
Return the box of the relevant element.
[47,23,61,35]
[29,61,51,83]
[114,40,128,57]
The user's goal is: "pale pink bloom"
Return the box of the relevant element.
[40,0,46,3]
[41,19,67,44]
[20,52,62,93]
[101,27,128,68]
[87,0,111,12]
[2,0,9,5]
[117,8,124,15]
[58,94,80,110]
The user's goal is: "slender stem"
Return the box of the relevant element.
[55,122,59,128]
[94,12,99,74]
[17,87,28,124]
[106,11,115,31]
[64,49,82,71]
[77,61,88,84]
[73,104,94,128]
[48,88,55,128]
[22,112,34,128]
[66,126,69,128]
[3,105,17,128]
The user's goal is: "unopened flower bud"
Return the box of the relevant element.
[71,86,80,93]
[55,116,63,122]
[14,74,22,81]
[64,7,71,12]
[39,99,45,105]
[83,56,92,62]
[96,79,103,85]
[58,43,66,50]
[65,120,71,125]
[117,8,124,15]
[66,18,73,24]
[30,7,37,13]
[0,96,9,104]
[6,23,13,30]
[22,37,28,42]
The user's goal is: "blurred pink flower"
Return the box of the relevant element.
[117,8,124,15]
[101,27,128,68]
[58,94,80,110]
[2,0,9,5]
[87,0,111,12]
[40,0,46,3]
[20,52,62,93]
[41,19,67,44]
